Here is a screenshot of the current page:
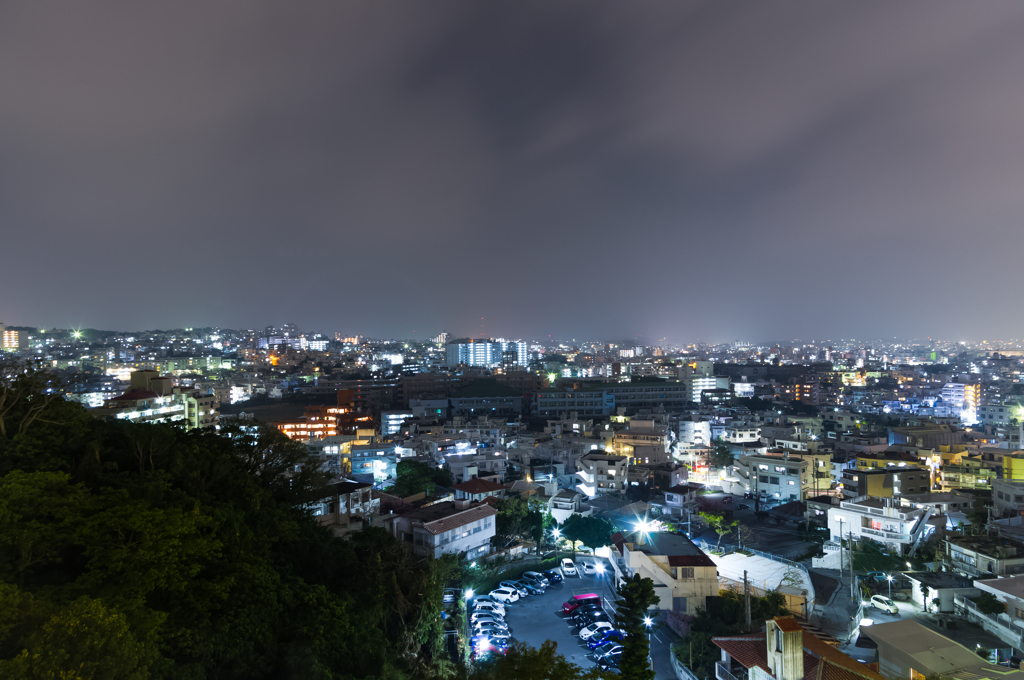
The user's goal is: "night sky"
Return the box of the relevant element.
[3,2,1023,343]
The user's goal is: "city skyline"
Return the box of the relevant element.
[3,2,1024,342]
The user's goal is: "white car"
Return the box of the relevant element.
[581,561,598,576]
[580,621,614,640]
[473,622,510,636]
[489,587,520,603]
[870,595,899,615]
[470,612,506,624]
[561,558,578,576]
[473,601,506,617]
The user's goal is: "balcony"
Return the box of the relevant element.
[716,661,748,680]
[861,527,911,542]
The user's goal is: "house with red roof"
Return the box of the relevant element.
[451,477,508,503]
[714,616,886,680]
[606,530,718,615]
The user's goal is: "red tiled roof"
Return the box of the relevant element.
[713,633,768,673]
[715,625,886,680]
[775,616,803,632]
[668,554,717,567]
[452,478,508,494]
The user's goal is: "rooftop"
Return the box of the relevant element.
[396,501,498,535]
[451,478,507,495]
[632,531,716,567]
[451,379,522,399]
[976,575,1024,600]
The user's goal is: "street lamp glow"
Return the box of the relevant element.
[643,616,652,627]
[470,561,477,568]
[465,589,474,599]
[553,529,560,539]
[596,563,605,574]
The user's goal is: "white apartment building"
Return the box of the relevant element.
[828,497,932,556]
[723,451,830,502]
[678,417,712,450]
[575,452,629,497]
[384,500,497,559]
[724,422,761,444]
[945,536,1024,578]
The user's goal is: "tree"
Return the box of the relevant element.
[561,514,615,555]
[469,640,608,680]
[699,512,738,549]
[614,574,659,680]
[712,441,734,469]
[736,524,759,551]
[973,592,1005,615]
[388,460,448,498]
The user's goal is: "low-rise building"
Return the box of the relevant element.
[451,477,507,503]
[828,497,932,556]
[861,618,1024,680]
[606,531,718,615]
[383,499,497,559]
[714,616,886,680]
[944,535,1024,578]
[840,467,932,500]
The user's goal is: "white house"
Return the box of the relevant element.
[383,499,497,559]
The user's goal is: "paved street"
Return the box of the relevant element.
[482,556,680,678]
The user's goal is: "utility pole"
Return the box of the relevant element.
[744,570,751,630]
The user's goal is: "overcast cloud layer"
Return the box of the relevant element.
[2,1,1023,344]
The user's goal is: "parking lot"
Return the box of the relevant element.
[473,556,680,678]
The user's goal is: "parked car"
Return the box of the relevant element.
[870,594,899,614]
[544,569,564,583]
[866,572,888,583]
[561,558,578,576]
[570,603,604,622]
[722,496,733,504]
[442,588,458,604]
[588,630,626,649]
[579,621,615,640]
[488,587,519,603]
[470,613,506,625]
[595,643,623,661]
[562,592,601,614]
[578,611,611,628]
[581,561,598,576]
[599,654,621,671]
[523,571,550,586]
[519,580,545,595]
[737,503,750,510]
[473,601,506,617]
[473,622,510,635]
[500,580,529,597]
[470,635,508,661]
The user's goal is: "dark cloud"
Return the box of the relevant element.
[1,1,1022,342]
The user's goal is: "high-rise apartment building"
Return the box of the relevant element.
[445,339,528,368]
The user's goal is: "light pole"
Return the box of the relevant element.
[887,574,893,599]
[644,615,654,670]
[553,528,560,562]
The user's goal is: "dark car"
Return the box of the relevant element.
[571,604,603,622]
[588,629,626,649]
[577,610,606,626]
[577,611,611,628]
[599,654,621,671]
[595,643,623,662]
[544,569,564,583]
[737,503,750,510]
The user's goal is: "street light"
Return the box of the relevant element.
[465,589,474,600]
[553,528,561,561]
[644,616,653,647]
[887,574,893,599]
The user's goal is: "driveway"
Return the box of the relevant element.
[484,555,679,678]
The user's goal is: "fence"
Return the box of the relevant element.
[955,595,1024,649]
[671,649,702,680]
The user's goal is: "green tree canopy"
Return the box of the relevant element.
[0,364,456,680]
